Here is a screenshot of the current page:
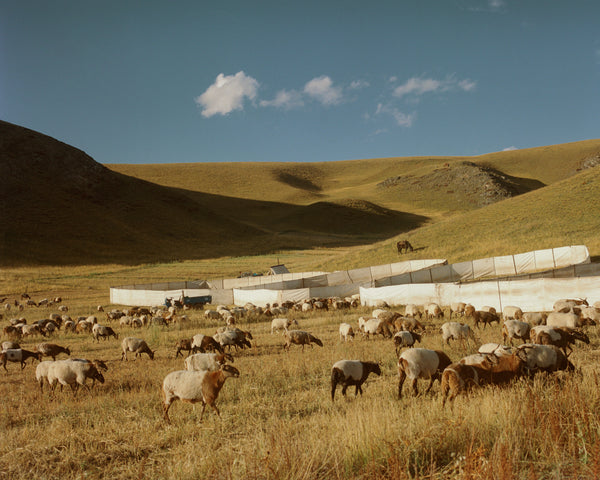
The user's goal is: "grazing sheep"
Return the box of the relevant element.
[395,316,425,333]
[361,318,392,339]
[1,341,20,351]
[425,303,444,320]
[46,359,105,396]
[213,329,252,351]
[393,331,421,356]
[397,348,452,398]
[522,312,547,326]
[441,363,487,407]
[184,352,234,372]
[270,317,298,334]
[0,348,42,371]
[502,306,523,321]
[21,324,45,337]
[450,302,467,318]
[466,307,500,329]
[121,337,155,360]
[546,312,592,329]
[502,320,531,345]
[339,323,355,342]
[175,338,196,358]
[162,364,240,423]
[478,343,514,357]
[579,306,600,324]
[404,304,422,319]
[191,334,224,354]
[331,360,381,401]
[92,324,118,342]
[283,330,323,351]
[530,326,589,356]
[516,344,575,374]
[553,298,587,313]
[440,322,476,347]
[36,343,71,360]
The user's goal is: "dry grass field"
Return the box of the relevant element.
[3,121,600,478]
[2,264,600,479]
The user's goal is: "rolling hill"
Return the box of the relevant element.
[1,119,599,266]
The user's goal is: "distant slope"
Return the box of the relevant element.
[321,165,600,271]
[0,121,427,265]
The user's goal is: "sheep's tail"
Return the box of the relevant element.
[309,334,323,347]
[331,367,343,401]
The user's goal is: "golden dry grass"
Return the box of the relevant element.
[2,267,600,479]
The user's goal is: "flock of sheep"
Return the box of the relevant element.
[1,293,598,421]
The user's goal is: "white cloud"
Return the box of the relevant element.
[375,103,415,127]
[503,146,518,151]
[195,71,259,117]
[488,0,505,10]
[259,89,304,109]
[349,80,370,90]
[303,76,343,105]
[393,75,476,98]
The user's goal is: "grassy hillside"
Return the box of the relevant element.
[2,118,599,266]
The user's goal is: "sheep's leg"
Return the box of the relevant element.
[398,371,406,398]
[163,401,173,423]
[412,379,420,396]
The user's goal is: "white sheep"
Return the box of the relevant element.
[478,343,514,357]
[522,312,547,326]
[579,306,600,324]
[362,318,385,338]
[425,303,444,320]
[516,344,574,374]
[46,359,105,395]
[397,348,453,398]
[184,352,234,372]
[440,322,476,347]
[450,302,467,318]
[404,304,421,319]
[330,360,381,401]
[121,337,155,360]
[546,312,585,329]
[92,324,118,342]
[338,323,355,342]
[502,320,531,345]
[270,317,298,334]
[162,364,240,423]
[502,306,523,321]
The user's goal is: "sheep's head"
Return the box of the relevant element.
[221,364,240,378]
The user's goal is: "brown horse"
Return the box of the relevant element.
[396,240,414,254]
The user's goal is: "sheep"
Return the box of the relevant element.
[35,360,54,392]
[121,337,155,360]
[204,310,221,320]
[502,320,531,345]
[553,298,587,313]
[502,306,523,321]
[440,322,476,347]
[46,359,105,396]
[175,338,196,358]
[36,343,71,360]
[397,348,453,398]
[450,302,466,318]
[0,348,42,371]
[184,352,234,372]
[516,344,575,374]
[465,307,500,329]
[361,318,391,339]
[546,312,593,329]
[425,303,444,320]
[162,364,240,423]
[522,312,547,326]
[213,329,252,351]
[529,326,590,357]
[330,360,381,401]
[270,317,298,334]
[92,324,118,342]
[283,330,323,351]
[478,343,514,357]
[191,334,224,354]
[393,331,421,356]
[21,324,45,337]
[440,363,487,407]
[579,306,600,324]
[394,316,425,333]
[404,304,422,319]
[339,323,355,342]
[1,341,20,351]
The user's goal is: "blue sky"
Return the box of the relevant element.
[1,0,598,164]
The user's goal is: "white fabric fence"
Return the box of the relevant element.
[361,276,600,313]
